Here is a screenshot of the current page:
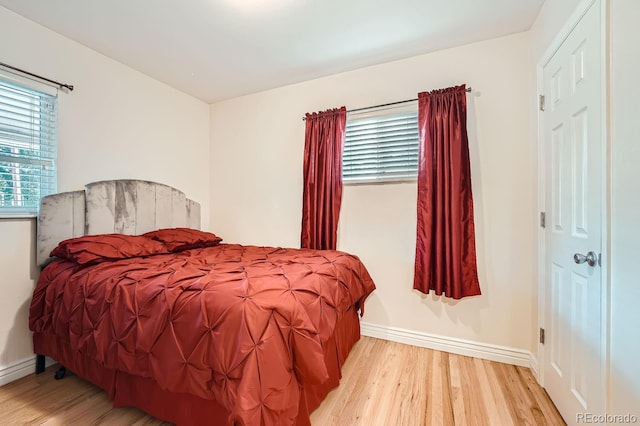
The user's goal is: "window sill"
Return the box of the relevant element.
[0,214,37,220]
[344,178,417,186]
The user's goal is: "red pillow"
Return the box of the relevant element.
[142,228,222,252]
[50,234,169,265]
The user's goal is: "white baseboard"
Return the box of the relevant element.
[360,322,535,369]
[0,356,56,386]
[529,352,539,378]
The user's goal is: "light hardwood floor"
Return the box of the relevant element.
[0,337,565,425]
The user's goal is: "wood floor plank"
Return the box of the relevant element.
[0,337,564,426]
[0,371,104,425]
[516,366,565,425]
[460,355,490,424]
[478,358,515,426]
[425,350,455,426]
[392,344,429,426]
[448,352,468,425]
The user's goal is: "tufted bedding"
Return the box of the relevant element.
[29,242,376,425]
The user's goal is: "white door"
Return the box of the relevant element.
[542,1,604,424]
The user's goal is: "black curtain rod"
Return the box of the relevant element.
[0,61,74,91]
[302,86,472,121]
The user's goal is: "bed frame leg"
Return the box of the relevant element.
[35,354,45,374]
[54,366,67,380]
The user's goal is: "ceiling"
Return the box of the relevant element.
[0,0,544,103]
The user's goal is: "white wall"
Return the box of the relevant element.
[0,6,210,379]
[609,0,640,416]
[211,32,535,353]
[529,0,583,61]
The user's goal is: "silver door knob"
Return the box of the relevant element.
[573,251,597,267]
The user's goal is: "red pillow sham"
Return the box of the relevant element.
[50,234,169,265]
[142,228,223,252]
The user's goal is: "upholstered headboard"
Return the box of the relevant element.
[37,179,201,267]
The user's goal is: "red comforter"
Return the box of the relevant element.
[29,244,375,425]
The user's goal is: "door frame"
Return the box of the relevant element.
[535,0,610,413]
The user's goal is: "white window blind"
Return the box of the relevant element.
[343,103,419,183]
[0,75,57,217]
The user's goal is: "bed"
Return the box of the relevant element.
[28,179,376,425]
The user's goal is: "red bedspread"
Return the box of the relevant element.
[29,244,376,425]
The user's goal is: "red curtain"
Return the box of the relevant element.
[301,107,347,250]
[414,85,481,299]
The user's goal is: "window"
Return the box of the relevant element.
[342,103,418,183]
[0,72,57,217]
